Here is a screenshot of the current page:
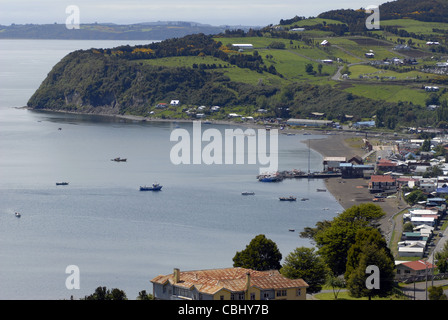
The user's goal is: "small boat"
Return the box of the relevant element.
[140,183,162,191]
[288,229,295,232]
[316,189,326,192]
[279,196,296,201]
[241,192,255,195]
[15,212,21,218]
[111,157,127,162]
[56,182,69,186]
[301,198,309,201]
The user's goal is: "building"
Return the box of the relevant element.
[368,175,396,193]
[323,157,347,171]
[170,100,180,106]
[320,40,330,46]
[151,267,309,300]
[395,260,436,280]
[286,118,333,127]
[232,44,254,50]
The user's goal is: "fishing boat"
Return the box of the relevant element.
[258,173,283,182]
[56,182,69,186]
[140,183,162,191]
[241,191,255,195]
[15,212,21,218]
[279,196,296,201]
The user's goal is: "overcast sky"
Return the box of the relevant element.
[0,0,386,26]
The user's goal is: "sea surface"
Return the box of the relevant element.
[0,39,343,300]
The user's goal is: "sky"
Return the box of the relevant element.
[0,0,386,26]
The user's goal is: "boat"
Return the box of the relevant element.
[56,182,69,186]
[288,229,295,232]
[15,212,21,218]
[279,196,296,201]
[258,173,283,182]
[300,198,309,201]
[140,183,163,191]
[241,192,255,195]
[316,189,327,192]
[111,157,127,162]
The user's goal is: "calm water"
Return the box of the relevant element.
[0,39,342,300]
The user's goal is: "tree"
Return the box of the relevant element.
[326,273,346,300]
[344,228,395,299]
[83,286,127,300]
[137,290,154,300]
[305,63,314,74]
[428,286,448,300]
[280,247,329,294]
[305,203,386,275]
[405,188,426,205]
[233,234,282,271]
[435,241,448,273]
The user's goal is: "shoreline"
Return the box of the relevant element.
[23,107,394,215]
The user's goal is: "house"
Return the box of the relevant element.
[210,106,220,112]
[323,157,347,171]
[156,103,168,109]
[398,242,426,257]
[340,163,374,178]
[170,100,180,106]
[232,44,253,50]
[395,260,436,280]
[320,40,330,46]
[151,267,309,300]
[365,52,375,58]
[352,121,375,128]
[368,175,396,193]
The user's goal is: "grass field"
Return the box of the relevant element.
[380,19,448,36]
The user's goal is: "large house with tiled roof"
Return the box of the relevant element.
[150,267,309,300]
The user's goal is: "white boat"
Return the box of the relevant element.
[15,212,21,218]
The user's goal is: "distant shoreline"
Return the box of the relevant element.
[23,107,363,209]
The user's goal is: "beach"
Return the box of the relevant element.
[307,132,407,242]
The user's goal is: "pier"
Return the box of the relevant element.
[258,170,341,181]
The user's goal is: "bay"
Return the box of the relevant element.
[0,39,342,300]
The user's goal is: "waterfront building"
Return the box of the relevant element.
[151,267,308,300]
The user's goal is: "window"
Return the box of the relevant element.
[276,290,287,297]
[250,293,256,300]
[220,295,224,300]
[296,289,302,296]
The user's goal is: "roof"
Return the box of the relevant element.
[370,175,395,183]
[151,268,308,295]
[400,260,435,271]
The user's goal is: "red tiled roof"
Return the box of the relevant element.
[151,268,308,295]
[402,260,435,271]
[370,175,395,183]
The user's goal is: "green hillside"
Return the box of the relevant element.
[27,0,448,130]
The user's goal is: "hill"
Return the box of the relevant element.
[0,21,255,40]
[26,0,448,131]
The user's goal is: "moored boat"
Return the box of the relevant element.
[140,183,162,191]
[279,196,296,201]
[316,189,326,192]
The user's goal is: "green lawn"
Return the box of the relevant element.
[348,64,437,81]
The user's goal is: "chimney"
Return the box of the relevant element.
[173,268,180,284]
